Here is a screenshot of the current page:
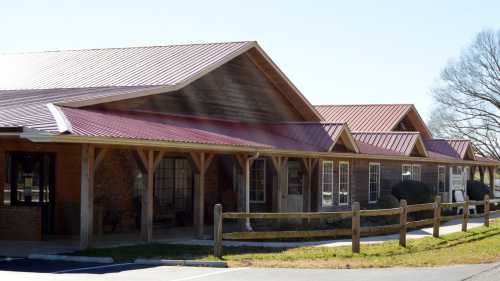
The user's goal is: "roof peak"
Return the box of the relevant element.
[0,41,256,56]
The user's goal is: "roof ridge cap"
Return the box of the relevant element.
[0,41,255,56]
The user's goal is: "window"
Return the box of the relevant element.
[438,166,446,193]
[250,159,266,203]
[322,161,334,206]
[339,161,350,205]
[154,158,193,212]
[369,163,380,203]
[402,164,421,181]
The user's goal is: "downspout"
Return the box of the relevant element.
[245,152,260,231]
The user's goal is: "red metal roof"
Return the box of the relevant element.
[353,132,424,156]
[0,86,163,132]
[0,42,253,90]
[59,107,349,152]
[424,139,474,160]
[315,104,413,132]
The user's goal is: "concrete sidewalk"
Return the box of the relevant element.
[171,213,499,248]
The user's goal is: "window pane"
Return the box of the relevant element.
[438,166,446,193]
[250,159,266,203]
[322,161,333,206]
[339,162,349,205]
[412,165,421,181]
[369,164,380,202]
[402,165,412,181]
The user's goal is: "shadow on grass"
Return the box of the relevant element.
[72,223,500,262]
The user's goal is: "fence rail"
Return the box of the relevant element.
[213,194,497,257]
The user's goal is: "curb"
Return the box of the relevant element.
[134,258,227,268]
[28,254,114,264]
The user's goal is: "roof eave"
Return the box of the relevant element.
[21,134,498,166]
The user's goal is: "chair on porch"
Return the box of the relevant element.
[454,190,477,215]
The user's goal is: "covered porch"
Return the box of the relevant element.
[78,143,323,249]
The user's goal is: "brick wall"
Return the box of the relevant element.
[0,206,41,240]
[94,149,141,233]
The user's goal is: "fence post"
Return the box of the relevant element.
[462,196,469,232]
[484,194,490,227]
[213,204,223,258]
[351,202,360,253]
[433,196,441,238]
[399,199,407,247]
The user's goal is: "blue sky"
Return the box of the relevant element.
[1,1,499,120]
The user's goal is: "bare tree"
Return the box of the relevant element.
[429,30,500,160]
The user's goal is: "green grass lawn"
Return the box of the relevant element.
[73,220,500,268]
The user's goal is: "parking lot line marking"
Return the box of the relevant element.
[170,267,249,281]
[53,262,134,273]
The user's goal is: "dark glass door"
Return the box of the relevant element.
[9,152,55,236]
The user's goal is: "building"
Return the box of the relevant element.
[0,41,497,248]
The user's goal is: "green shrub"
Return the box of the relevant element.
[466,180,490,201]
[391,180,433,205]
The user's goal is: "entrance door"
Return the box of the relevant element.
[286,161,304,212]
[154,158,193,226]
[9,152,55,236]
[449,166,466,202]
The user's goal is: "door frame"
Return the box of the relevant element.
[8,151,56,236]
[286,160,304,212]
[449,166,468,202]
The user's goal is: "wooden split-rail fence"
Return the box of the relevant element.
[213,195,500,258]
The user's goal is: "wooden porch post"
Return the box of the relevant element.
[479,167,485,183]
[470,166,475,181]
[137,149,165,242]
[235,154,257,231]
[191,152,214,238]
[80,144,94,249]
[302,158,318,212]
[488,167,495,195]
[271,156,288,213]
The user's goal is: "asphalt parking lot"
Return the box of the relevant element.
[0,257,152,274]
[0,257,499,281]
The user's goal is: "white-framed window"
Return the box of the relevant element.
[339,161,350,205]
[321,160,334,207]
[250,159,266,203]
[368,163,380,203]
[438,166,446,193]
[402,164,421,181]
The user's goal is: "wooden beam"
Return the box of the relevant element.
[94,148,108,172]
[141,150,154,242]
[488,166,495,194]
[204,153,215,174]
[234,154,246,170]
[136,149,148,171]
[270,156,288,212]
[80,144,95,249]
[153,150,166,170]
[190,152,202,172]
[271,156,283,172]
[192,152,211,238]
